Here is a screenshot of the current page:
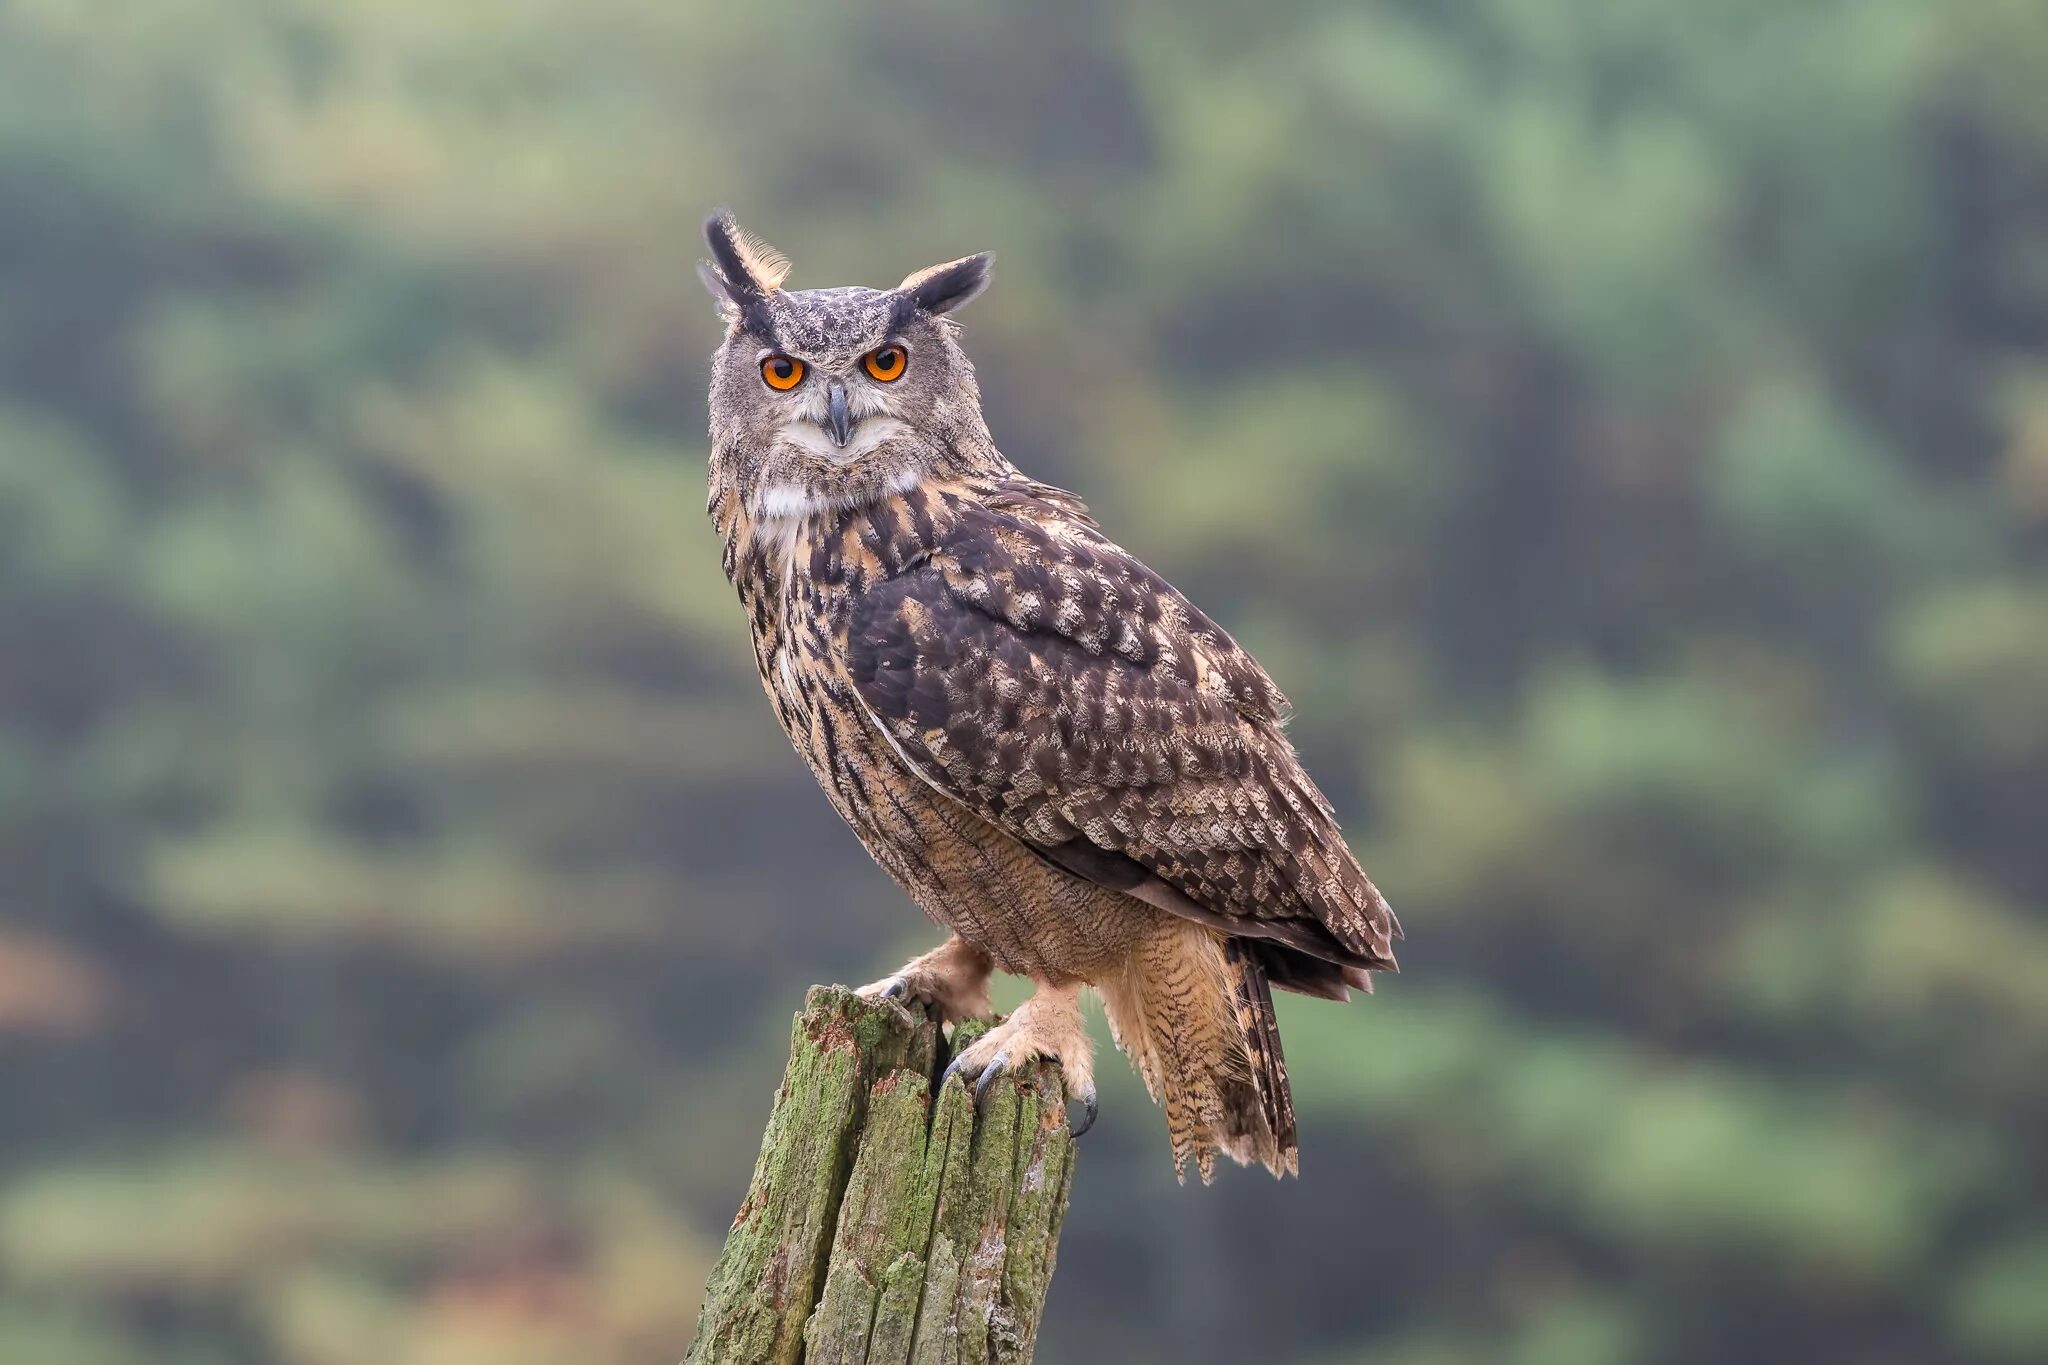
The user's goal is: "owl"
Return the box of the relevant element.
[700,212,1397,1179]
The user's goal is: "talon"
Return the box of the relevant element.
[1067,1089,1098,1138]
[880,977,909,1001]
[973,1051,1010,1108]
[940,1052,973,1093]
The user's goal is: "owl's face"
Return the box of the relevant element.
[701,213,995,516]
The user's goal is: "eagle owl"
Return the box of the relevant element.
[700,212,1397,1179]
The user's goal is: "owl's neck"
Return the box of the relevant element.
[709,433,1013,595]
[712,450,1015,609]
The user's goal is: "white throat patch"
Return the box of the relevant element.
[753,464,923,523]
[774,416,912,466]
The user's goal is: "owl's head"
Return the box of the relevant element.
[700,211,997,516]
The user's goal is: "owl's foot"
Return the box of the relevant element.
[940,980,1098,1137]
[856,934,994,1026]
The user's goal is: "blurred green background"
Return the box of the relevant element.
[3,2,2047,1362]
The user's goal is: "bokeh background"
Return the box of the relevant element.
[4,2,2047,1362]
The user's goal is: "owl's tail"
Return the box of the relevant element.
[1097,918,1298,1181]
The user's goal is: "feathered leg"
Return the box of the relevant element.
[857,933,994,1025]
[940,978,1098,1134]
[1098,918,1297,1181]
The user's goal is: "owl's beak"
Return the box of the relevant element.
[824,380,854,448]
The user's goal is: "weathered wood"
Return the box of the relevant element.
[687,988,1076,1365]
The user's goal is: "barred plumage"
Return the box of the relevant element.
[701,213,1398,1178]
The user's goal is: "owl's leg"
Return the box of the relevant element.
[940,978,1098,1137]
[856,933,994,1025]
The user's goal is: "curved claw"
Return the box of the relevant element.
[1066,1089,1098,1138]
[879,977,909,1002]
[939,1051,974,1094]
[972,1051,1011,1108]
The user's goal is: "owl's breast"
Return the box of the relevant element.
[723,495,1157,976]
[760,579,836,740]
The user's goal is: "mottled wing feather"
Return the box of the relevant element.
[847,489,1397,968]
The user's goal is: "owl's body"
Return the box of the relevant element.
[715,470,1160,978]
[701,215,1396,1179]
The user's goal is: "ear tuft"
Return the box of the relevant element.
[726,221,792,293]
[701,209,791,320]
[897,252,993,316]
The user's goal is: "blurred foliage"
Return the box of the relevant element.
[1,1,2045,1362]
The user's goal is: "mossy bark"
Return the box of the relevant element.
[687,987,1077,1365]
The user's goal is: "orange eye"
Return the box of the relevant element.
[862,344,907,383]
[760,354,805,391]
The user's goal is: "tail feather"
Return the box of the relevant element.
[1247,938,1376,1001]
[1226,938,1298,1174]
[1098,920,1299,1181]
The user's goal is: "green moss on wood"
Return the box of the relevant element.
[687,988,1075,1365]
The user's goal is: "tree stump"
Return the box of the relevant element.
[686,986,1077,1365]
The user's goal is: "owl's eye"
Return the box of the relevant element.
[862,344,908,383]
[760,355,805,391]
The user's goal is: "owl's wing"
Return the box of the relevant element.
[847,490,1398,977]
